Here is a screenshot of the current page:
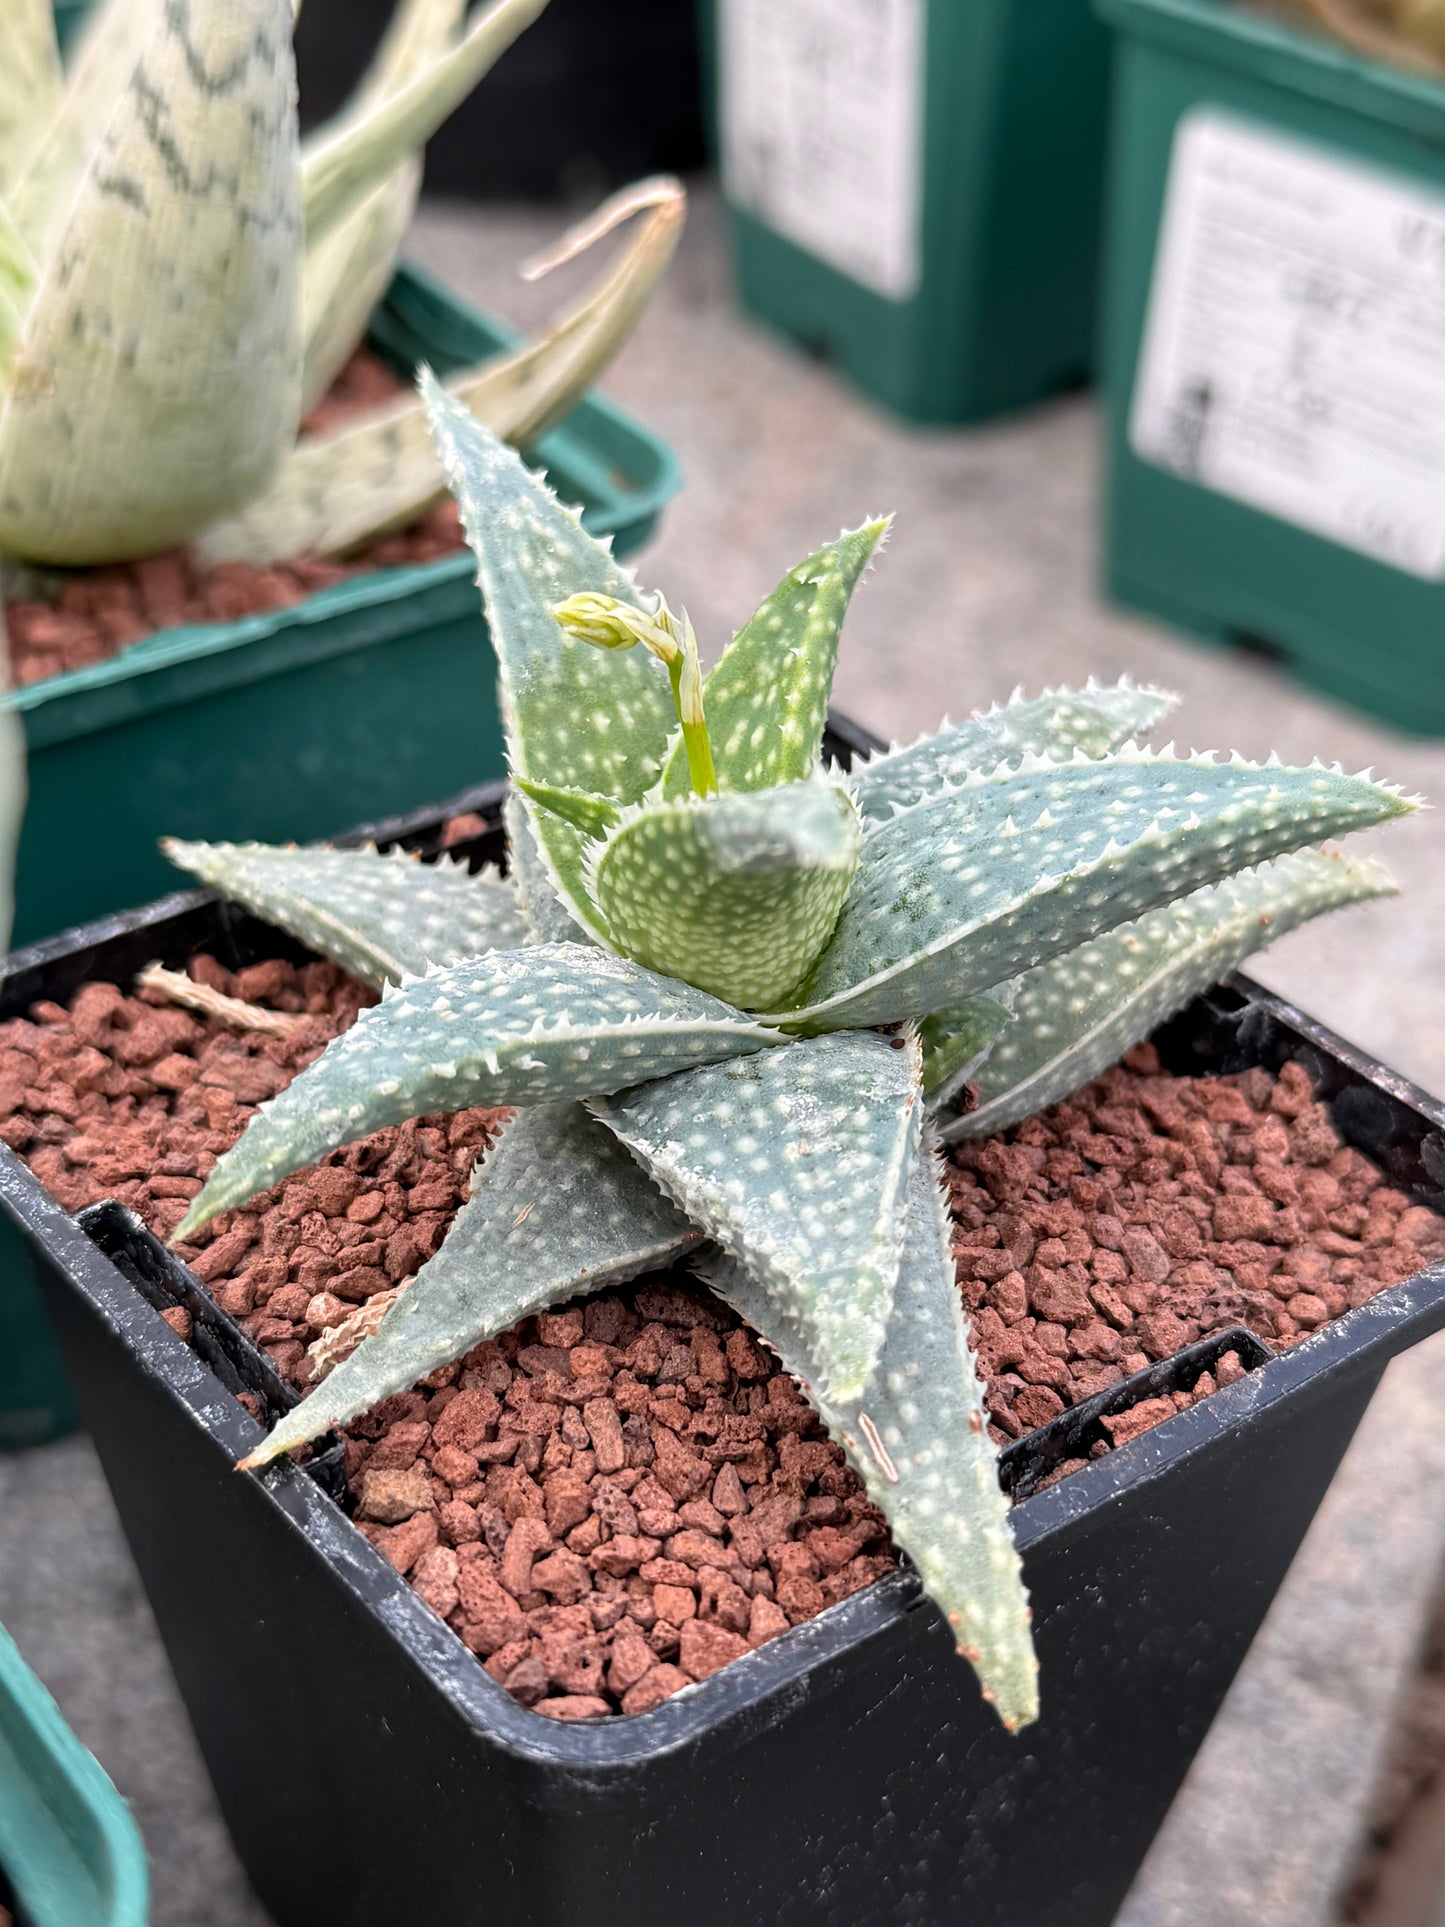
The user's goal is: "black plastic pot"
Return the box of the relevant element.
[3,725,1443,1926]
[294,0,707,201]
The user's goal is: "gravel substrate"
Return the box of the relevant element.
[3,954,1441,1721]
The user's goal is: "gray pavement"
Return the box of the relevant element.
[0,188,1442,1924]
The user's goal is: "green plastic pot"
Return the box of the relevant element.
[6,261,679,950]
[1098,0,1445,734]
[702,0,1114,423]
[0,1624,148,1927]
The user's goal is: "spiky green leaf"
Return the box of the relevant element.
[591,778,861,1010]
[783,749,1415,1031]
[702,1150,1038,1731]
[201,178,685,569]
[939,849,1398,1141]
[595,1029,924,1402]
[920,993,1014,1110]
[0,0,303,566]
[302,0,549,246]
[658,521,889,800]
[850,680,1178,827]
[0,0,61,200]
[515,780,621,841]
[503,792,592,945]
[420,371,678,936]
[162,839,528,988]
[239,1102,698,1467]
[175,944,779,1236]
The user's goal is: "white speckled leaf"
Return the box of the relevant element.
[515,780,621,841]
[784,750,1415,1031]
[658,520,889,799]
[0,0,61,199]
[300,0,470,411]
[591,777,861,1010]
[199,178,684,569]
[302,0,548,245]
[175,944,780,1235]
[241,1102,699,1466]
[701,1150,1037,1732]
[919,994,1014,1110]
[503,793,593,945]
[939,849,1398,1141]
[851,680,1178,827]
[0,0,303,566]
[422,373,678,937]
[162,838,528,987]
[596,1029,924,1402]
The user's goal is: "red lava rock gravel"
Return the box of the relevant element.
[4,352,468,688]
[2,966,1442,1722]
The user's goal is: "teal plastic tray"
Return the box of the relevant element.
[1097,0,1445,733]
[703,0,1114,423]
[0,1625,148,1927]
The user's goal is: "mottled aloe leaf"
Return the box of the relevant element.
[596,1029,924,1402]
[162,838,528,988]
[784,750,1416,1031]
[591,778,861,1010]
[421,372,677,936]
[175,944,780,1236]
[939,849,1397,1142]
[0,201,37,375]
[658,521,890,800]
[200,178,685,569]
[302,0,549,245]
[0,0,61,198]
[503,792,592,945]
[240,1102,698,1468]
[0,0,303,566]
[300,0,469,412]
[851,680,1178,828]
[515,780,621,841]
[702,1150,1038,1732]
[920,993,1014,1111]
[7,0,160,251]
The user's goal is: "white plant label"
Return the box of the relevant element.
[720,0,925,301]
[1131,110,1445,580]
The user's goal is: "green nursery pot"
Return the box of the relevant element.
[1098,0,1445,735]
[6,262,679,950]
[0,1624,148,1927]
[701,0,1114,423]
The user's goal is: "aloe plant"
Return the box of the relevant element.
[0,0,682,571]
[163,381,1416,1731]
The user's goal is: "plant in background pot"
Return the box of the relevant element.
[1269,0,1445,69]
[153,377,1419,1731]
[0,0,684,943]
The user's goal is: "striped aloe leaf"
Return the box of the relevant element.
[0,1,61,198]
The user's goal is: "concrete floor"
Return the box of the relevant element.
[1,187,1442,1926]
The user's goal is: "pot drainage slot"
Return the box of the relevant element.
[75,1200,347,1505]
[998,1324,1271,1503]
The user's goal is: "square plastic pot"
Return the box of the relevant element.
[1,720,1442,1924]
[1097,0,1445,734]
[4,260,679,948]
[0,1622,148,1927]
[701,0,1114,423]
